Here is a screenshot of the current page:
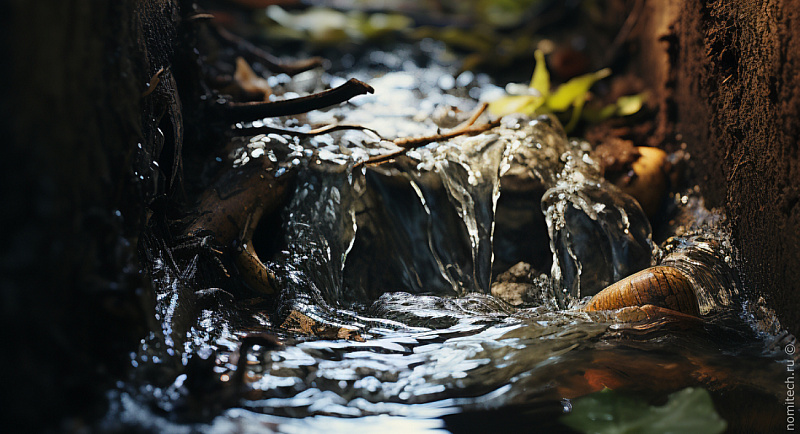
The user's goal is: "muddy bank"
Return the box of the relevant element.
[1,0,173,429]
[629,0,800,334]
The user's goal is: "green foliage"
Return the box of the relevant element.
[582,92,648,123]
[488,49,610,117]
[263,6,413,44]
[615,94,645,116]
[478,0,544,28]
[545,67,610,111]
[530,49,550,95]
[560,387,727,434]
[489,50,646,131]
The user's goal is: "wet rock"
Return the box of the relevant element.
[621,146,670,218]
[593,137,640,173]
[491,283,534,306]
[496,261,533,282]
[491,262,537,306]
[594,141,670,218]
[493,115,565,274]
[280,310,364,341]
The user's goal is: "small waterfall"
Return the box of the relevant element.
[276,162,362,305]
[264,110,655,311]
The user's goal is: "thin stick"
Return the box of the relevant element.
[459,102,489,129]
[220,78,374,123]
[229,123,380,138]
[141,67,165,97]
[393,103,490,148]
[605,0,644,66]
[359,118,501,167]
[213,25,325,76]
[397,119,500,151]
[187,13,215,21]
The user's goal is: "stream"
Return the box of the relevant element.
[104,43,795,433]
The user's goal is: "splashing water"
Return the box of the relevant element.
[109,46,795,432]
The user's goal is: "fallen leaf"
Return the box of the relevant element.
[547,68,611,112]
[530,49,550,96]
[561,387,727,434]
[615,93,646,117]
[234,57,272,101]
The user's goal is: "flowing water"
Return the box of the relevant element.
[105,45,796,432]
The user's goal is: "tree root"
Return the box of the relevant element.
[229,123,380,138]
[183,150,295,295]
[212,24,325,77]
[219,78,374,124]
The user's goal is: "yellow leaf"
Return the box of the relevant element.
[564,94,587,133]
[529,49,550,96]
[547,68,611,112]
[233,57,272,102]
[488,95,544,116]
[616,93,646,116]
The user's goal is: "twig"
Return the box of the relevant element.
[394,103,489,148]
[213,25,325,76]
[141,67,165,97]
[220,78,374,123]
[357,103,498,167]
[187,13,215,21]
[605,0,644,66]
[229,123,380,138]
[360,120,501,167]
[395,120,500,150]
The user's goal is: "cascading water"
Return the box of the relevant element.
[107,45,795,433]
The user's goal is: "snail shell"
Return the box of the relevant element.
[584,265,700,316]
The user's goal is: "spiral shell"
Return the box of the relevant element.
[584,266,700,316]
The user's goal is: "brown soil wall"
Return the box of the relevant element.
[1,0,175,429]
[635,0,800,333]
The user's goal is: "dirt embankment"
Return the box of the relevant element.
[633,0,800,333]
[1,0,180,429]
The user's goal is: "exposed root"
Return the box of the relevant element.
[184,153,294,295]
[220,78,374,123]
[187,13,215,21]
[141,67,165,97]
[212,25,325,76]
[230,123,380,138]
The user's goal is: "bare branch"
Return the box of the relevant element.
[230,123,379,138]
[213,25,325,76]
[220,78,374,124]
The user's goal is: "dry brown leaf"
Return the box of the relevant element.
[234,56,272,101]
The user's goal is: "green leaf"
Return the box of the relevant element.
[488,94,544,116]
[547,68,611,112]
[357,13,413,39]
[615,93,646,116]
[582,103,618,123]
[530,49,550,96]
[560,387,727,434]
[564,94,587,133]
[411,26,495,52]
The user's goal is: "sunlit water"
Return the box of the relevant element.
[105,45,796,432]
